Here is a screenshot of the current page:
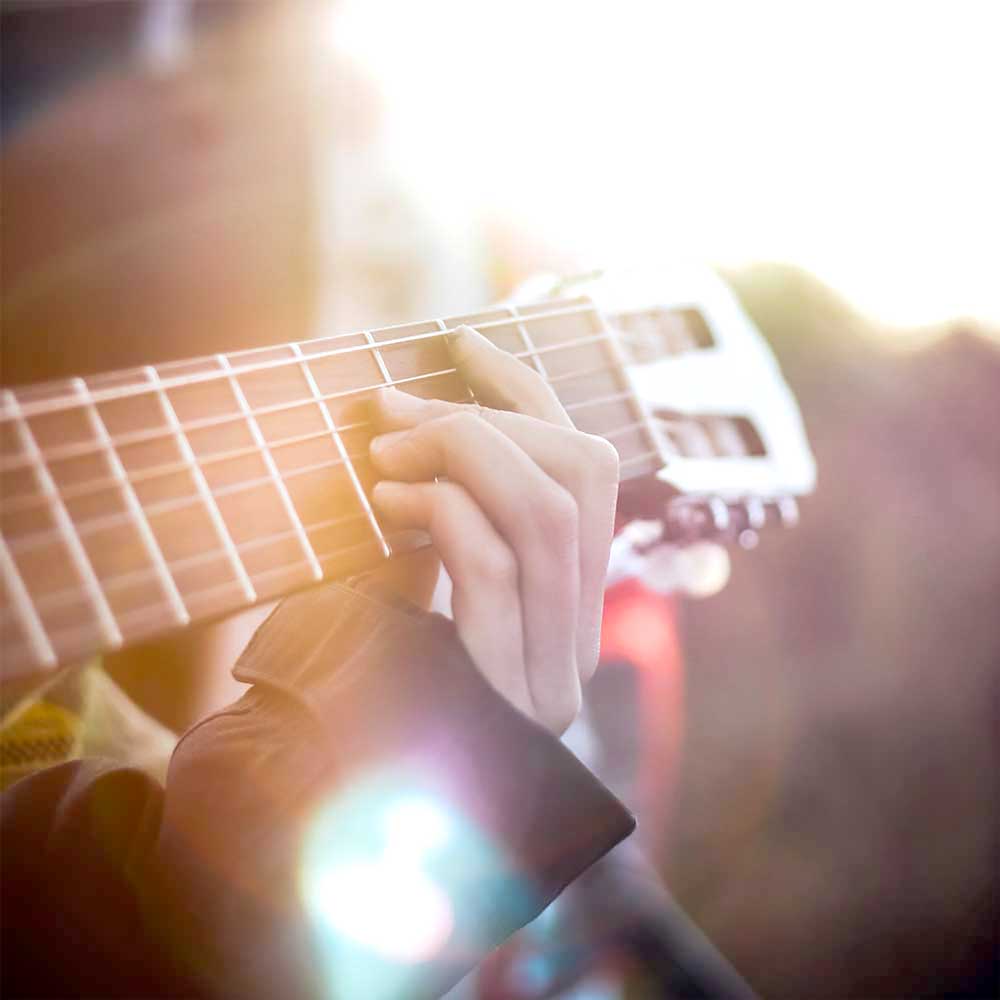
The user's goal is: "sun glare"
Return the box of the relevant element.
[328,0,1000,329]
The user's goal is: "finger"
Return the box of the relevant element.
[374,388,616,495]
[372,480,534,720]
[374,388,619,677]
[371,412,582,731]
[446,325,574,427]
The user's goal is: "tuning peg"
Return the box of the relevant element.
[729,497,765,549]
[661,494,802,546]
[744,497,766,530]
[662,499,708,543]
[662,496,729,544]
[774,496,800,528]
[707,497,730,533]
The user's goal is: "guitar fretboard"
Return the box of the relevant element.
[1,297,662,679]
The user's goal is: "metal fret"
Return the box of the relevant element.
[216,355,323,581]
[0,535,57,669]
[564,389,633,412]
[508,305,550,379]
[72,378,190,627]
[1,331,615,477]
[362,329,393,385]
[289,342,391,559]
[2,389,123,649]
[434,318,478,404]
[144,366,257,603]
[359,333,409,556]
[597,308,668,474]
[33,531,389,654]
[8,511,368,623]
[0,301,600,426]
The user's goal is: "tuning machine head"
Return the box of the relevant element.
[662,495,801,548]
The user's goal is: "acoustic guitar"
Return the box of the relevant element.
[0,267,815,685]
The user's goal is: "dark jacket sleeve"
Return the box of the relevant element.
[2,581,635,999]
[1,758,195,999]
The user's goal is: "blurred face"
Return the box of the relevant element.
[1,2,331,386]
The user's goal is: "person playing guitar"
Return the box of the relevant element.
[2,4,797,997]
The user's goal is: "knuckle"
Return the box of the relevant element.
[426,481,464,531]
[582,433,620,483]
[570,432,619,495]
[469,402,501,427]
[440,409,483,441]
[528,483,579,550]
[432,478,466,508]
[472,540,518,589]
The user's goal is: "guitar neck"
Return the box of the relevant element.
[1,297,661,679]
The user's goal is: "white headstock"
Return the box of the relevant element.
[514,265,816,553]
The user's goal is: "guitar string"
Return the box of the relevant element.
[5,509,370,619]
[5,374,664,608]
[35,470,710,657]
[6,404,660,556]
[0,387,640,517]
[8,413,656,557]
[7,533,389,657]
[1,356,641,516]
[7,449,370,555]
[0,332,620,475]
[0,301,600,424]
[5,378,753,663]
[8,395,748,654]
[1,300,669,663]
[0,448,664,642]
[5,414,667,656]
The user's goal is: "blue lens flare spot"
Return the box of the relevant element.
[301,787,455,963]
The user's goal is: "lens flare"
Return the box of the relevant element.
[301,788,456,967]
[306,858,453,963]
[382,795,452,862]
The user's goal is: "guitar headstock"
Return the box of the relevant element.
[516,266,816,550]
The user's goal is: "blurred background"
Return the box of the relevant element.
[322,7,1000,993]
[3,1,998,997]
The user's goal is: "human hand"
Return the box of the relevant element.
[368,326,620,734]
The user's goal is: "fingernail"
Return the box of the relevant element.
[370,429,409,457]
[372,480,406,506]
[444,324,473,357]
[380,387,426,412]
